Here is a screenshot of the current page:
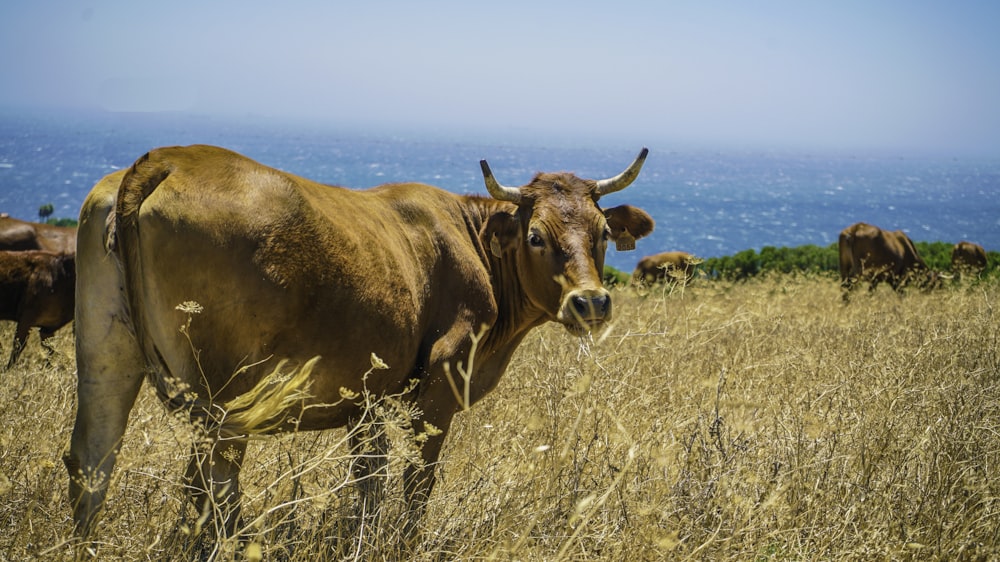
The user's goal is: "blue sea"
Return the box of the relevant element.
[1,108,998,273]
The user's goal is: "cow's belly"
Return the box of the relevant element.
[133,234,426,431]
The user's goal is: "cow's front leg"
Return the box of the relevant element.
[184,435,248,539]
[401,405,456,542]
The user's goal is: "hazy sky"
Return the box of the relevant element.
[2,1,999,155]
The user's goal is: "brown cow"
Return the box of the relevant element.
[0,250,75,369]
[951,240,987,277]
[65,145,655,542]
[838,222,937,299]
[632,251,698,286]
[0,215,77,254]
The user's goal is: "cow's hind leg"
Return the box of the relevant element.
[840,277,854,302]
[64,338,145,538]
[65,187,148,538]
[340,426,389,551]
[38,327,57,362]
[4,322,30,370]
[184,436,248,540]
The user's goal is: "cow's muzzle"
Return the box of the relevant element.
[560,289,612,334]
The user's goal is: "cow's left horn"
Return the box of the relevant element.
[480,160,522,203]
[595,148,649,197]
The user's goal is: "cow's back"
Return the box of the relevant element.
[885,230,926,274]
[0,216,76,254]
[0,218,42,251]
[839,222,883,278]
[952,241,987,272]
[633,251,693,284]
[35,223,77,254]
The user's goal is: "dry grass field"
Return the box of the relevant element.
[1,274,997,561]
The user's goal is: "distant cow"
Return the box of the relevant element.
[838,222,937,298]
[0,250,76,369]
[0,216,77,254]
[951,241,987,277]
[65,144,655,542]
[633,251,698,286]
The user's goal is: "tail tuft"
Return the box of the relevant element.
[221,356,318,436]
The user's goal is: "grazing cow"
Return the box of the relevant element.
[0,250,75,369]
[632,251,698,286]
[65,144,655,542]
[951,240,987,277]
[0,215,77,254]
[838,222,937,298]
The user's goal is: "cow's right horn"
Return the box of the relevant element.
[480,160,522,203]
[595,148,649,197]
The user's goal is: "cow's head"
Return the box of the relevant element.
[480,149,654,335]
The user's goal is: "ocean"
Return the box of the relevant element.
[2,108,998,273]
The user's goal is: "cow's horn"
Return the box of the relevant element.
[480,159,522,203]
[595,148,649,197]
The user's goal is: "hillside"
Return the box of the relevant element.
[1,275,997,560]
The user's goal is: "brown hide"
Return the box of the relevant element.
[0,216,77,254]
[0,250,75,368]
[951,241,987,275]
[66,144,655,540]
[632,251,697,285]
[838,222,931,295]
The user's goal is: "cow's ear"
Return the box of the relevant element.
[604,205,654,251]
[482,212,520,258]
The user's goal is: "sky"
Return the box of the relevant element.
[1,1,999,156]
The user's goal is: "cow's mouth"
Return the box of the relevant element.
[562,318,604,337]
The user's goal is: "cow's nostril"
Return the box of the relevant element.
[572,294,610,318]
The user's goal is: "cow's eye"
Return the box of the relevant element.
[602,228,611,242]
[527,232,545,248]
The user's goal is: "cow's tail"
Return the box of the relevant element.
[112,150,172,251]
[838,231,854,283]
[111,150,173,353]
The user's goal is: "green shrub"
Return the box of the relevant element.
[603,265,630,287]
[698,241,1000,281]
[912,241,953,271]
[46,217,79,227]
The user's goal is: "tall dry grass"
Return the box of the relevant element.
[1,274,997,560]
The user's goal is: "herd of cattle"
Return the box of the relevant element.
[0,215,77,369]
[631,223,989,296]
[0,146,992,548]
[838,222,986,296]
[3,214,987,374]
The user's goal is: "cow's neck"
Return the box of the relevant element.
[486,249,549,350]
[463,197,549,355]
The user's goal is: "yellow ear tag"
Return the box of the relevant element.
[615,229,636,252]
[490,233,503,258]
